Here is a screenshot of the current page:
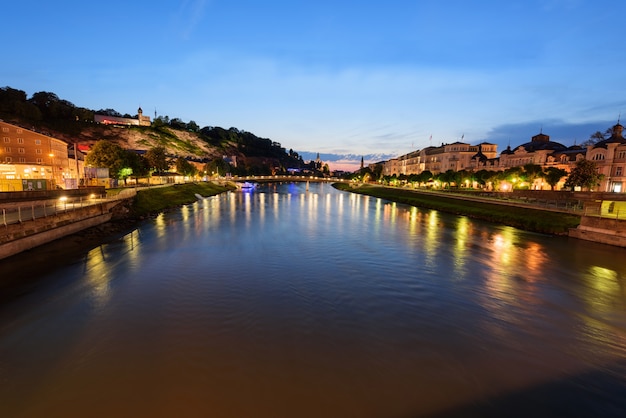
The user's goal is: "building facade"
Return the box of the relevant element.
[94,107,151,127]
[0,120,80,191]
[586,123,626,192]
[380,132,592,191]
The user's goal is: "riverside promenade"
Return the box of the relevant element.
[340,183,626,247]
[0,187,135,260]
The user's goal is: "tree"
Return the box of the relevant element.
[523,163,544,189]
[169,118,186,129]
[436,169,459,188]
[203,157,231,177]
[473,169,493,188]
[186,120,200,132]
[581,128,611,146]
[544,167,568,190]
[416,170,433,186]
[145,146,170,172]
[564,159,604,191]
[175,157,198,177]
[85,141,126,179]
[123,151,150,184]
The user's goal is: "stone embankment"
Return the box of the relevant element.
[0,182,233,260]
[0,192,134,260]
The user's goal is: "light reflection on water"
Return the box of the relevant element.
[1,182,626,417]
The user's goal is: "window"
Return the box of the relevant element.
[4,146,10,153]
[592,153,605,160]
[17,138,24,144]
[35,139,41,145]
[5,157,11,162]
[18,148,25,153]
[3,137,9,143]
[36,149,42,154]
[617,167,623,176]
[2,127,8,132]
[19,157,25,163]
[16,129,22,134]
[36,158,42,164]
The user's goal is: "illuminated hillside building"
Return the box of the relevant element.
[94,107,151,126]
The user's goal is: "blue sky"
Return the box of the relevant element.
[4,1,626,170]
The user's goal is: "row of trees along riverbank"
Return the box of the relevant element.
[332,183,581,235]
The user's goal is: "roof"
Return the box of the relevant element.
[512,132,567,153]
[593,124,626,149]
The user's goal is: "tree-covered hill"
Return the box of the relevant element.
[0,86,306,175]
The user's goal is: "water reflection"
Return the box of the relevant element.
[82,245,113,310]
[2,182,626,418]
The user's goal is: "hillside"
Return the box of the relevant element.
[0,87,307,175]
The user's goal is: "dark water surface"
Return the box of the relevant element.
[1,182,626,417]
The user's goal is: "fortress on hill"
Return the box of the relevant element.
[94,107,151,127]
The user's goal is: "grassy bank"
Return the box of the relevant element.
[132,182,235,217]
[333,183,580,235]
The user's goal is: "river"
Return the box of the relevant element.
[1,182,626,418]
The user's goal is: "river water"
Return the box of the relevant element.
[1,182,626,418]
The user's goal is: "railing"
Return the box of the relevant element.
[0,190,135,226]
[583,206,626,220]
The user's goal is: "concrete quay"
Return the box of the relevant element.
[0,189,134,260]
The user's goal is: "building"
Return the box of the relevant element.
[94,107,151,127]
[586,122,626,192]
[380,132,588,190]
[383,141,498,177]
[0,120,80,191]
[498,132,570,168]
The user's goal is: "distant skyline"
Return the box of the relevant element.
[4,1,626,171]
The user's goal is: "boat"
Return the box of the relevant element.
[239,181,256,190]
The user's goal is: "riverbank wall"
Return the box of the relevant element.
[0,201,127,260]
[569,216,626,248]
[0,182,234,260]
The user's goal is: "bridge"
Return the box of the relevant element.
[229,175,350,184]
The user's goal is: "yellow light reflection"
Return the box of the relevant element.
[258,192,266,226]
[424,210,440,267]
[453,217,470,279]
[82,245,113,310]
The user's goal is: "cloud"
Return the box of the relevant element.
[173,0,209,40]
[481,118,619,149]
